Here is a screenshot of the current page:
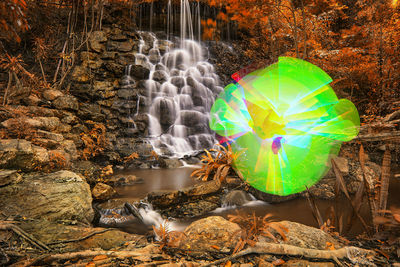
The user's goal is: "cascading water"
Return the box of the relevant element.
[131,0,224,157]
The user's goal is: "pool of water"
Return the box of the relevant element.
[110,166,400,237]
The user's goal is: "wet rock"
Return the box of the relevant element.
[43,89,63,101]
[0,139,49,171]
[89,31,107,53]
[180,110,205,126]
[53,95,79,111]
[149,53,160,64]
[248,186,299,203]
[152,70,168,82]
[148,180,220,208]
[170,77,185,88]
[147,180,221,218]
[92,182,117,200]
[158,158,183,169]
[180,216,241,252]
[0,170,93,224]
[158,99,176,126]
[119,75,136,86]
[71,65,92,83]
[130,65,150,80]
[184,180,220,196]
[266,221,341,250]
[222,190,253,206]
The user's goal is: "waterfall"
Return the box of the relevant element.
[128,1,225,157]
[133,32,223,157]
[196,0,201,42]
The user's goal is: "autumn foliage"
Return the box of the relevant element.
[204,0,400,116]
[80,121,108,160]
[0,0,29,43]
[191,144,243,184]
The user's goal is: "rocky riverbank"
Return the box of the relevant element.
[1,22,399,265]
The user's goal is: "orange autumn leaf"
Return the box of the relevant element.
[210,245,220,250]
[272,259,285,265]
[326,242,336,250]
[93,255,108,261]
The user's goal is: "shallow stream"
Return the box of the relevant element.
[104,167,400,237]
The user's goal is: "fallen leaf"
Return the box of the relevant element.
[93,255,108,261]
[326,242,335,250]
[224,261,232,267]
[272,258,285,265]
[210,245,220,250]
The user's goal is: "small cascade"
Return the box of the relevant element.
[132,31,223,156]
[97,202,184,233]
[124,0,230,156]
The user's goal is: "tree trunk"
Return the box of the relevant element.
[379,146,391,213]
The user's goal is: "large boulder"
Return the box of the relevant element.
[147,180,221,218]
[0,170,94,224]
[19,220,144,252]
[265,221,341,250]
[0,139,49,171]
[179,216,241,253]
[222,190,253,206]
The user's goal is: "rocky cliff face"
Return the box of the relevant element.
[69,27,155,163]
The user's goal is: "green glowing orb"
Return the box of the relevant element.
[209,57,360,196]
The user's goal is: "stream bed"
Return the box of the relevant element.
[101,166,400,237]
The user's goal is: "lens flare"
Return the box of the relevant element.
[209,57,360,196]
